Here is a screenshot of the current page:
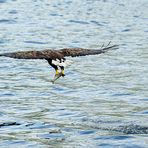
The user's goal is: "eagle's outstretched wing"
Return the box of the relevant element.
[0,50,43,59]
[0,44,118,59]
[59,44,118,57]
[0,50,64,60]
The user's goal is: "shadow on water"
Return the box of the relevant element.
[0,121,148,134]
[0,119,147,147]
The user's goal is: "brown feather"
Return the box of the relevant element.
[59,45,118,57]
[0,44,118,59]
[0,50,64,60]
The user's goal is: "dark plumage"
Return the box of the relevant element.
[0,43,118,82]
[0,44,118,59]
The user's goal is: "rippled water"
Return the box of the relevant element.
[0,0,148,147]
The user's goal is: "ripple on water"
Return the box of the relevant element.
[90,20,104,26]
[0,19,17,24]
[9,10,18,14]
[79,130,96,135]
[24,41,49,45]
[0,0,6,3]
[0,40,5,44]
[94,135,133,140]
[49,13,63,17]
[121,28,131,32]
[98,143,143,148]
[38,132,65,141]
[68,20,89,25]
[25,122,53,130]
[112,93,132,97]
[0,140,33,148]
[0,92,15,97]
[141,98,148,102]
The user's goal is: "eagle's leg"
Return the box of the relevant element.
[55,68,59,75]
[60,66,65,77]
[46,58,60,77]
[51,65,60,78]
[53,67,60,77]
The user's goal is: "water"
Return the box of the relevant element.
[0,0,148,147]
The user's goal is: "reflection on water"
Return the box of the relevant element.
[0,0,148,147]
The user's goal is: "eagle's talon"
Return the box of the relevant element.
[61,73,65,77]
[61,70,65,77]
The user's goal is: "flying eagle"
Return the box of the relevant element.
[0,42,118,83]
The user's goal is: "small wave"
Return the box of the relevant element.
[0,19,17,24]
[94,135,132,140]
[0,122,20,128]
[0,40,5,44]
[0,0,6,3]
[24,41,48,45]
[90,20,104,26]
[69,20,89,25]
[49,13,63,17]
[9,10,18,14]
[121,29,131,32]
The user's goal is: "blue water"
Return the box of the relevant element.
[0,0,148,147]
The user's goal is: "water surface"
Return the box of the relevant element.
[0,0,148,147]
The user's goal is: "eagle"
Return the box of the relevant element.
[0,42,118,83]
